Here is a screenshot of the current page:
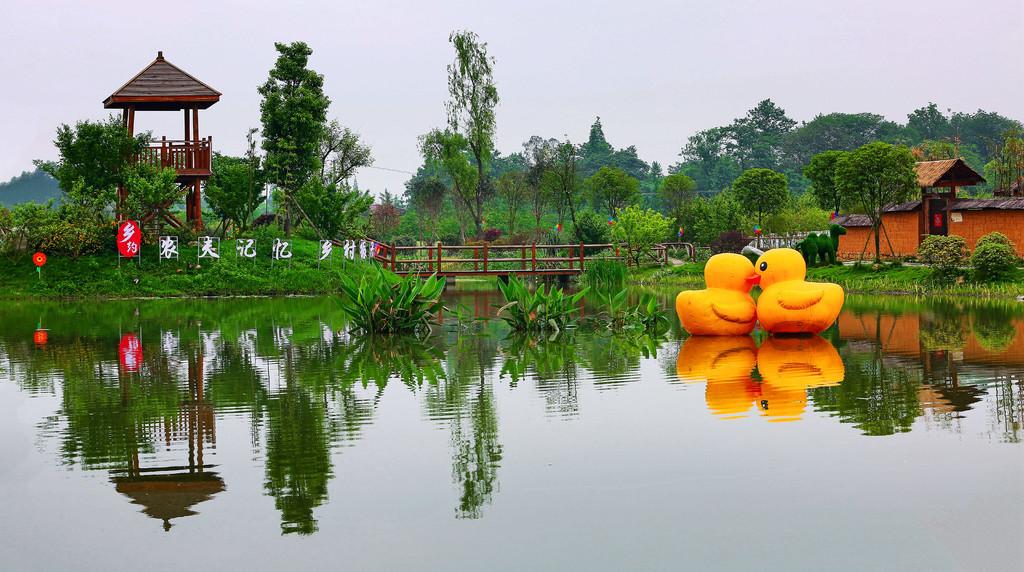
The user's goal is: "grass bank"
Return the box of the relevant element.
[0,238,368,299]
[632,261,1024,298]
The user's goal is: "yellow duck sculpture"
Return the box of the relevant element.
[676,253,760,336]
[752,248,844,335]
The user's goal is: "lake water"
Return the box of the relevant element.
[0,290,1021,571]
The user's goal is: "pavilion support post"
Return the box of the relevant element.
[193,180,203,230]
[184,109,192,169]
[126,106,135,136]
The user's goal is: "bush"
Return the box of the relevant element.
[917,235,966,280]
[482,228,503,242]
[610,205,672,265]
[975,231,1013,250]
[971,242,1018,281]
[573,209,611,245]
[39,214,109,258]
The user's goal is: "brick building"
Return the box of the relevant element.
[836,159,1024,258]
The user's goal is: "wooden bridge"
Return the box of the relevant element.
[371,242,694,278]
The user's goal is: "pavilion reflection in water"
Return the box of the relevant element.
[110,348,224,532]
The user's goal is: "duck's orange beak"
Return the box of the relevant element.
[745,273,761,287]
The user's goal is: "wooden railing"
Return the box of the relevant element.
[371,241,694,277]
[134,136,212,175]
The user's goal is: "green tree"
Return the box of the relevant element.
[579,117,615,178]
[728,99,795,170]
[36,115,147,215]
[259,41,331,236]
[586,166,640,217]
[835,142,918,262]
[784,113,905,168]
[293,179,373,239]
[318,119,373,189]
[731,168,789,231]
[405,175,447,241]
[658,172,696,219]
[496,170,527,235]
[121,164,180,225]
[523,135,558,231]
[610,205,672,264]
[548,139,583,240]
[444,30,499,236]
[906,103,951,141]
[206,129,264,234]
[803,150,846,213]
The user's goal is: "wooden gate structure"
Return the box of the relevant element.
[105,51,220,230]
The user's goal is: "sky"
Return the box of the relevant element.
[1,0,1022,196]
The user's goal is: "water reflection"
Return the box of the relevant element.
[0,293,1022,536]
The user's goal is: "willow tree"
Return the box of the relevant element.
[835,142,918,262]
[444,30,499,236]
[259,42,330,236]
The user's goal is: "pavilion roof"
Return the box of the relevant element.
[104,52,221,111]
[915,159,985,188]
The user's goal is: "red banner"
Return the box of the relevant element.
[117,221,141,258]
[119,333,143,373]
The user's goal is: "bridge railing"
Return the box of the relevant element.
[372,241,694,276]
[375,243,622,276]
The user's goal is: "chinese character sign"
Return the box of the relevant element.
[343,240,356,260]
[198,236,220,259]
[236,239,257,259]
[272,238,292,260]
[117,221,141,258]
[319,240,333,261]
[159,236,179,260]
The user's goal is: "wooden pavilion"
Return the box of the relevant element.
[104,51,220,230]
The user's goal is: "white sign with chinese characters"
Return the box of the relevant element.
[950,212,963,223]
[198,236,220,260]
[158,236,179,260]
[272,238,292,260]
[319,240,333,262]
[236,238,257,259]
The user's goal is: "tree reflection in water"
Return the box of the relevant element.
[0,293,1022,535]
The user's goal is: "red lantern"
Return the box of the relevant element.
[33,329,48,347]
[119,333,143,373]
[33,252,47,267]
[117,221,141,258]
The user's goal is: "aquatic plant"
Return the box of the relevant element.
[495,275,588,333]
[580,258,627,290]
[337,265,445,335]
[592,288,669,333]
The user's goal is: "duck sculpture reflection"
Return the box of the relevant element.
[755,335,845,422]
[676,336,760,419]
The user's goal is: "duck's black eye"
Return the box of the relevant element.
[759,261,768,271]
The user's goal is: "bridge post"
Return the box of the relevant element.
[390,243,397,272]
[437,242,443,275]
[579,242,585,272]
[427,246,433,272]
[531,243,537,272]
[520,247,526,271]
[483,244,489,273]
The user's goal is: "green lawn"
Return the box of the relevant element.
[0,238,370,298]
